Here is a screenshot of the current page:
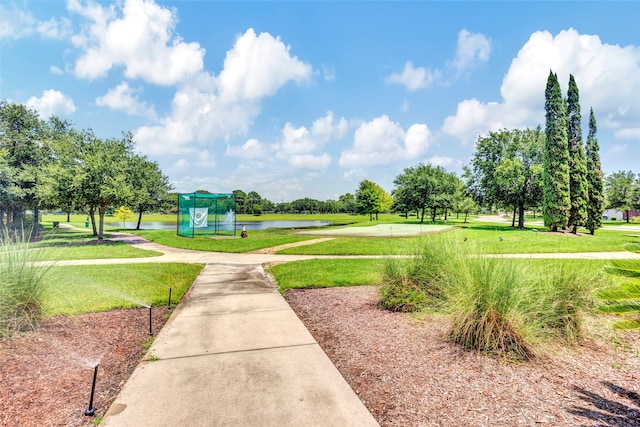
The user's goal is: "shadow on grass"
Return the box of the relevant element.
[568,382,640,426]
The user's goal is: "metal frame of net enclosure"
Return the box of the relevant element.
[177,193,236,238]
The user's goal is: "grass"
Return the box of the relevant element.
[267,259,383,292]
[42,263,204,316]
[130,228,317,253]
[276,225,638,255]
[41,242,162,260]
[597,259,640,330]
[0,230,53,336]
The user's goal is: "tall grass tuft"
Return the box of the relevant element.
[0,227,53,337]
[443,242,534,359]
[379,236,451,312]
[379,235,603,359]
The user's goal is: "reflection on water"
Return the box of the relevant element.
[108,220,331,231]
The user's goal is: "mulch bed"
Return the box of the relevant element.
[0,307,169,427]
[284,286,640,427]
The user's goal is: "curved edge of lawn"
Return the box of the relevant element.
[130,229,318,253]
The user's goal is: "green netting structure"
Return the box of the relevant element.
[177,193,236,238]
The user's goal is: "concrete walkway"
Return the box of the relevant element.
[98,235,379,427]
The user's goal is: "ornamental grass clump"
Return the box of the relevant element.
[444,249,535,360]
[0,227,52,337]
[379,237,451,312]
[379,234,603,360]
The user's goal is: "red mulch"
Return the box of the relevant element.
[284,285,640,427]
[0,307,169,427]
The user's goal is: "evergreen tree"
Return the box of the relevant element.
[566,74,588,233]
[585,108,604,234]
[543,71,570,232]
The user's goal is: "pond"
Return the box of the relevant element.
[108,220,331,231]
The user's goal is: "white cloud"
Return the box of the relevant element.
[428,156,454,167]
[322,64,336,81]
[449,29,491,76]
[68,0,204,85]
[26,89,76,118]
[170,158,190,173]
[339,115,432,167]
[217,28,312,102]
[343,168,365,180]
[270,111,347,170]
[609,144,627,155]
[225,138,266,159]
[96,82,157,120]
[386,61,440,91]
[278,111,348,155]
[0,3,71,40]
[615,128,640,140]
[288,153,331,169]
[195,150,216,168]
[50,65,64,75]
[442,28,640,144]
[135,28,312,156]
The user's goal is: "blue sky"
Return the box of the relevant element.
[1,1,639,202]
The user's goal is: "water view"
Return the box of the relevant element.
[108,220,331,231]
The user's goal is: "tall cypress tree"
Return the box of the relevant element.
[543,71,570,232]
[566,74,588,234]
[585,108,604,235]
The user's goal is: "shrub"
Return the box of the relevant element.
[378,235,603,359]
[445,251,534,359]
[0,227,53,337]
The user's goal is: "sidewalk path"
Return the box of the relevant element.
[98,233,379,427]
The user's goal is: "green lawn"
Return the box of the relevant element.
[269,258,618,292]
[267,258,383,292]
[130,229,317,253]
[43,263,204,316]
[278,225,639,255]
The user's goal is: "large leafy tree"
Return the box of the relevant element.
[0,102,50,228]
[543,71,571,231]
[232,189,247,214]
[566,74,588,234]
[392,163,458,223]
[585,108,605,234]
[605,171,637,223]
[127,153,172,230]
[75,132,135,239]
[355,180,389,220]
[467,128,544,228]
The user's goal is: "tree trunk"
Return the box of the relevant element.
[431,207,437,222]
[517,204,525,229]
[420,208,425,223]
[88,207,97,236]
[511,206,516,227]
[626,210,630,223]
[98,206,106,240]
[136,209,143,230]
[66,211,70,222]
[464,212,468,223]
